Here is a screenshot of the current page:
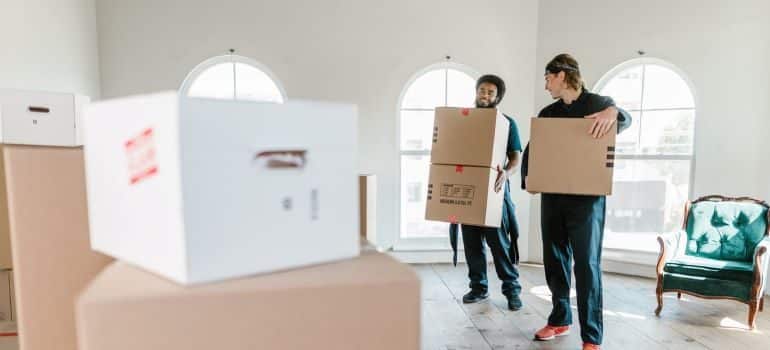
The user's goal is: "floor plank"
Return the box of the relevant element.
[419,263,770,350]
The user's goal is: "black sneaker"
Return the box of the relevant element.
[506,294,523,311]
[462,290,489,304]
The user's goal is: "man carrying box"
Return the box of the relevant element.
[449,74,524,311]
[521,54,632,350]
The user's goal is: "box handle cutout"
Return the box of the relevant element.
[254,150,307,169]
[28,106,50,113]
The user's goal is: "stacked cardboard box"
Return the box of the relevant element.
[75,92,420,349]
[425,107,510,227]
[0,90,113,350]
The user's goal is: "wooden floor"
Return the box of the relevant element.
[417,263,770,350]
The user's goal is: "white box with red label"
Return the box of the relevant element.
[82,91,360,285]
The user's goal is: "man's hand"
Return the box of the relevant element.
[494,165,508,193]
[585,106,617,139]
[525,176,540,195]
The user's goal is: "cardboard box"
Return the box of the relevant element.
[76,252,421,350]
[0,89,89,146]
[430,107,509,168]
[83,92,360,285]
[4,146,112,350]
[527,118,616,196]
[0,147,11,270]
[359,174,376,245]
[425,164,503,227]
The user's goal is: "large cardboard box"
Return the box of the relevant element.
[358,174,376,245]
[76,252,420,350]
[83,92,360,285]
[527,118,616,196]
[425,164,503,227]
[430,107,509,168]
[1,90,111,350]
[4,146,112,350]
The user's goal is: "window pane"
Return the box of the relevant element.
[598,65,643,111]
[400,69,447,109]
[401,155,449,238]
[187,63,235,100]
[639,109,695,155]
[642,64,695,110]
[234,63,284,103]
[400,110,434,151]
[605,159,691,251]
[446,69,476,107]
[615,111,641,155]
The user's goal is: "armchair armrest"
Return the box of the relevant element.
[752,237,770,296]
[657,230,686,276]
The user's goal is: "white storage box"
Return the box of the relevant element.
[83,92,360,285]
[0,89,88,146]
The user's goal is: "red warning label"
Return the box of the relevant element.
[125,127,158,185]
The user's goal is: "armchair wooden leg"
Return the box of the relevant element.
[677,292,682,300]
[655,287,663,316]
[749,301,760,330]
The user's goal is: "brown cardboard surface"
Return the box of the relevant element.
[4,146,112,350]
[358,174,376,242]
[527,118,616,196]
[76,252,420,350]
[430,107,509,168]
[425,164,503,227]
[0,146,12,270]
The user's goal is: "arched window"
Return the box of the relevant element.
[180,55,286,103]
[595,58,696,252]
[399,63,478,239]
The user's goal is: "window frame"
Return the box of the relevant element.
[594,57,698,253]
[394,62,480,249]
[179,54,288,103]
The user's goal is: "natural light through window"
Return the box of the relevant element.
[596,59,696,253]
[399,65,477,239]
[183,55,285,103]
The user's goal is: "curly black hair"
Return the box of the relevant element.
[476,74,506,105]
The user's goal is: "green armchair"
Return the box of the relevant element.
[655,195,770,329]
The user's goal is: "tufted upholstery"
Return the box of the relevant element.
[684,201,768,261]
[656,196,770,329]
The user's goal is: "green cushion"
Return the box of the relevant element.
[664,255,755,283]
[685,201,768,261]
[662,272,752,302]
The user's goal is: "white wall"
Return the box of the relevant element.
[0,0,101,97]
[95,0,540,255]
[528,0,770,263]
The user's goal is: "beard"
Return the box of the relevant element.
[475,98,497,109]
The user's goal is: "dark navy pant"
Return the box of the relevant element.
[462,224,521,297]
[541,194,606,345]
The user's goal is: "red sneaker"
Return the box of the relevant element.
[534,324,570,341]
[583,343,601,350]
